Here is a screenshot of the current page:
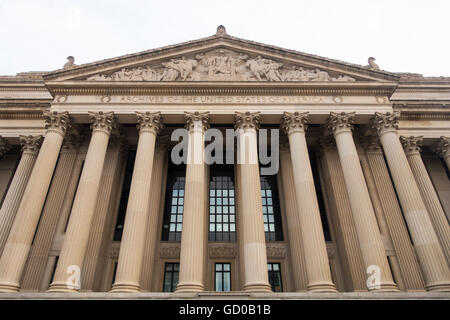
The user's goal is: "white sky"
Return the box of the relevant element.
[1,0,449,76]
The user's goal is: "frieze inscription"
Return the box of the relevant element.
[115,95,326,104]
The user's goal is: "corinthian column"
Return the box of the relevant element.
[0,135,42,256]
[48,111,116,292]
[434,137,450,170]
[400,136,450,266]
[327,112,397,292]
[0,111,70,292]
[373,112,450,291]
[176,111,209,293]
[281,112,336,292]
[235,111,271,293]
[111,112,163,292]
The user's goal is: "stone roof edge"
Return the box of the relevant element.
[42,29,400,81]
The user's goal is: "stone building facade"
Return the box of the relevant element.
[0,26,449,298]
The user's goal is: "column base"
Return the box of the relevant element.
[47,281,79,293]
[175,281,205,293]
[307,281,337,293]
[110,282,140,293]
[243,282,272,293]
[426,281,450,292]
[369,281,399,292]
[0,281,20,292]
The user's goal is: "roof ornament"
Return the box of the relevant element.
[215,25,227,36]
[367,57,380,70]
[63,56,76,69]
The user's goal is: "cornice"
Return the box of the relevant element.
[45,81,397,96]
[0,112,44,120]
[398,112,450,120]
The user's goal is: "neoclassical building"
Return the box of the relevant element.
[0,26,449,298]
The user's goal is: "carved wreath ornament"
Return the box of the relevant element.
[87,49,356,82]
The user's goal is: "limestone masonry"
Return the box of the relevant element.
[0,26,449,299]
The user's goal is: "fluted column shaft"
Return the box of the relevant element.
[401,136,450,266]
[281,112,336,292]
[140,143,167,291]
[373,112,450,291]
[279,146,308,291]
[365,137,425,290]
[0,111,70,292]
[234,111,271,293]
[176,112,209,293]
[0,136,42,256]
[319,139,368,291]
[358,139,406,291]
[328,112,397,292]
[111,112,163,292]
[21,140,80,291]
[48,111,115,292]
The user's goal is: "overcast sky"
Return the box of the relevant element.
[1,0,449,76]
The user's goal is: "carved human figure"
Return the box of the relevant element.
[114,68,131,81]
[283,66,306,81]
[212,50,232,75]
[310,68,331,81]
[161,57,198,81]
[160,59,181,81]
[245,56,266,81]
[264,61,283,81]
[130,67,144,81]
[142,66,158,81]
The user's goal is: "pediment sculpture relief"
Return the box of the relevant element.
[86,49,356,82]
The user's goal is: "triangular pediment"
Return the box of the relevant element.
[44,28,399,84]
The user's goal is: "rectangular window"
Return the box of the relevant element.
[162,162,186,241]
[114,151,136,241]
[268,263,283,292]
[260,175,283,241]
[209,164,236,242]
[163,263,179,292]
[215,263,231,292]
[309,151,332,241]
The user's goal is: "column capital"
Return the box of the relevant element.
[400,136,423,156]
[0,136,11,158]
[136,111,164,135]
[433,136,450,159]
[234,111,260,131]
[361,135,383,154]
[372,112,400,137]
[281,111,309,135]
[19,135,43,156]
[88,111,116,135]
[327,112,355,136]
[184,111,210,132]
[44,111,71,136]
